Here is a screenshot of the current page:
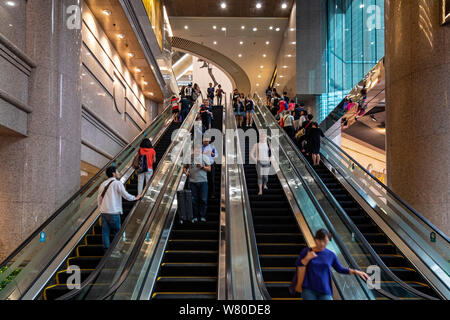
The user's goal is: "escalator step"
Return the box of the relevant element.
[167,240,219,251]
[152,292,216,300]
[259,255,298,267]
[163,250,218,263]
[258,243,306,255]
[154,277,217,292]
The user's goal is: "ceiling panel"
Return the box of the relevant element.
[165,0,295,17]
[169,17,290,94]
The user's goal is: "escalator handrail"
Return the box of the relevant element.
[254,96,439,300]
[0,103,173,269]
[56,114,180,300]
[98,104,199,300]
[322,136,450,243]
[228,94,271,300]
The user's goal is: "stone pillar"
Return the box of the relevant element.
[385,0,449,234]
[0,0,82,260]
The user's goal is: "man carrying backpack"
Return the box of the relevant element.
[98,166,143,251]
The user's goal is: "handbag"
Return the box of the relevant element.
[132,153,140,169]
[288,266,307,296]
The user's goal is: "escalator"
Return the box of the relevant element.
[41,121,181,300]
[309,160,439,298]
[151,106,223,300]
[243,125,306,300]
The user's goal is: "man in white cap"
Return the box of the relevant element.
[202,137,217,199]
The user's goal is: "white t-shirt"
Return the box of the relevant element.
[98,178,136,215]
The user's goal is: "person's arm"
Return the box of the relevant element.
[183,165,189,176]
[331,254,350,274]
[202,165,211,172]
[250,143,258,163]
[118,181,139,201]
[300,249,318,266]
[320,129,325,138]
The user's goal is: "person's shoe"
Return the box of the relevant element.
[264,185,269,190]
[200,218,207,223]
[191,218,198,224]
[257,192,263,196]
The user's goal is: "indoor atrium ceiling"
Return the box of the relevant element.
[168,16,292,95]
[165,0,295,17]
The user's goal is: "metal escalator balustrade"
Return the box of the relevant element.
[253,93,446,299]
[0,105,174,300]
[56,102,202,300]
[151,105,224,300]
[319,137,450,298]
[41,121,182,300]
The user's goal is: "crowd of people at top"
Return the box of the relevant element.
[265,87,324,167]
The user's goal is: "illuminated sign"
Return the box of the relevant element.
[443,0,450,25]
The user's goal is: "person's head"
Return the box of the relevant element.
[301,110,306,116]
[307,114,314,121]
[240,93,244,98]
[314,229,332,250]
[106,166,119,179]
[209,83,213,87]
[203,137,211,146]
[290,100,295,104]
[140,138,153,149]
[312,122,318,128]
[234,88,238,93]
[259,132,267,142]
[188,83,192,87]
[218,84,222,88]
[171,95,177,100]
[300,103,305,108]
[283,92,288,96]
[203,99,209,106]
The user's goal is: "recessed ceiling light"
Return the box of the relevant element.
[266,41,270,45]
[280,75,284,78]
[282,3,288,9]
[6,1,16,6]
[149,92,154,96]
[238,54,242,57]
[262,54,267,58]
[291,41,296,45]
[276,27,280,31]
[256,83,260,87]
[258,75,262,78]
[213,41,217,45]
[269,26,273,30]
[221,2,227,9]
[283,66,288,69]
[241,26,245,30]
[290,28,295,31]
[103,9,111,15]
[118,34,125,39]
[260,65,264,69]
[143,81,148,85]
[239,41,244,45]
[128,53,135,57]
[136,68,142,72]
[213,25,217,29]
[253,27,258,32]
[184,25,189,29]
[256,3,262,9]
[287,54,292,57]
[221,27,227,31]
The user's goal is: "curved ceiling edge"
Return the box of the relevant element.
[171,37,251,94]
